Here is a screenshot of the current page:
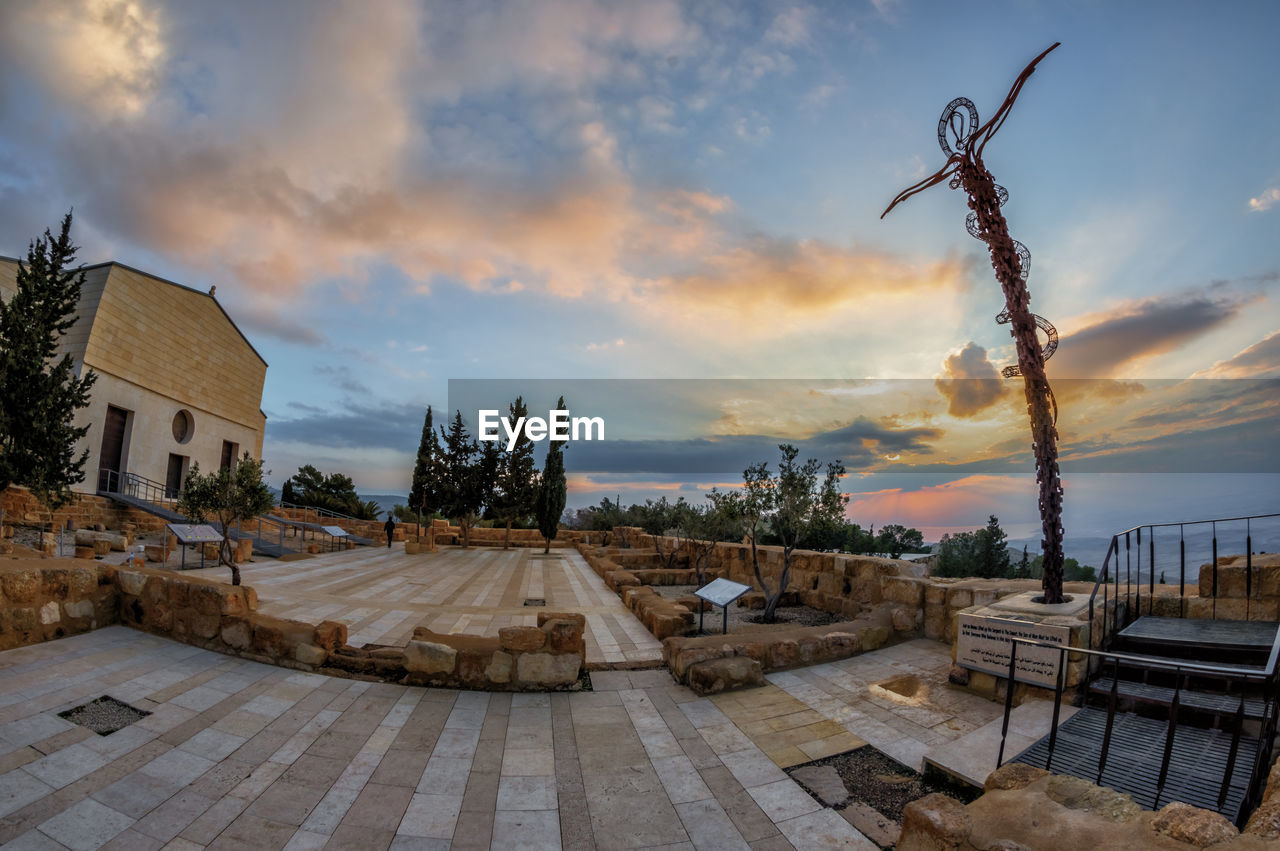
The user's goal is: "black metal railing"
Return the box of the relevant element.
[998,630,1280,826]
[1088,512,1280,652]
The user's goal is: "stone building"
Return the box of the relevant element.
[0,257,267,497]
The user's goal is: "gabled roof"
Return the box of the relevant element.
[0,255,268,368]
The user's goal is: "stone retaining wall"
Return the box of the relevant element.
[0,561,118,650]
[1,485,168,547]
[899,762,1280,850]
[0,558,586,690]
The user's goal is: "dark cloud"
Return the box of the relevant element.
[563,416,943,476]
[314,365,371,396]
[266,400,422,450]
[233,310,328,346]
[934,342,1005,417]
[1049,292,1245,377]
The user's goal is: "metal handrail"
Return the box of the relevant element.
[1086,512,1280,652]
[278,500,364,523]
[997,632,1280,827]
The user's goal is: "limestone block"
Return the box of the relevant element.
[63,599,95,621]
[515,652,579,686]
[202,544,220,560]
[190,611,221,640]
[859,626,889,652]
[1244,799,1280,840]
[404,640,457,675]
[221,618,252,650]
[898,793,971,851]
[486,651,514,683]
[823,631,861,657]
[767,639,801,669]
[39,601,60,625]
[74,530,97,547]
[1044,775,1140,821]
[74,545,96,560]
[145,545,167,563]
[294,644,328,666]
[883,577,925,607]
[93,539,112,557]
[1151,802,1237,847]
[117,569,147,597]
[499,626,546,652]
[947,589,973,609]
[313,620,348,651]
[983,763,1050,792]
[0,568,39,604]
[542,618,585,653]
[687,657,763,695]
[404,541,420,555]
[891,607,917,633]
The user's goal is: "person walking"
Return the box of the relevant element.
[384,514,395,548]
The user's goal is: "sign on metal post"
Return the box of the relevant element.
[321,525,349,552]
[694,578,752,636]
[167,523,223,570]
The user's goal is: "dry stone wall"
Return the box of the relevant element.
[0,558,586,690]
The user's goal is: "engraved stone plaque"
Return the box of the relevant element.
[956,613,1070,688]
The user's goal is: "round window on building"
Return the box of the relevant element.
[172,410,194,444]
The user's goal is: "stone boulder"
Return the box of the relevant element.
[686,656,763,695]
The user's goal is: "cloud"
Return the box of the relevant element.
[934,343,1005,417]
[266,400,423,451]
[1,0,165,118]
[1249,187,1280,212]
[313,365,371,397]
[1049,290,1247,377]
[640,235,967,331]
[1195,331,1280,379]
[233,311,328,347]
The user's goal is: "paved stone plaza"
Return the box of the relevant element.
[186,547,663,668]
[0,543,1023,849]
[0,625,1002,849]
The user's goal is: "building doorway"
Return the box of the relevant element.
[98,405,131,491]
[220,440,239,470]
[165,454,187,499]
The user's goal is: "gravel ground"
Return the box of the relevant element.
[59,695,151,735]
[791,747,979,822]
[655,584,847,635]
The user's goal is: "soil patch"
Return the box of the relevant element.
[656,584,843,635]
[788,746,980,823]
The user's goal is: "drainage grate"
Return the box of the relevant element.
[523,598,546,607]
[58,695,151,736]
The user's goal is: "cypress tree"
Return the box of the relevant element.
[438,410,480,547]
[0,212,97,514]
[534,396,568,553]
[493,396,537,549]
[408,405,441,525]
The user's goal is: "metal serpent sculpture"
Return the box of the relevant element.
[882,43,1068,603]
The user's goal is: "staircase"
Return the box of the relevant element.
[1011,616,1278,825]
[98,471,300,559]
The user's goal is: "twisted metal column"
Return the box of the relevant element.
[883,43,1067,603]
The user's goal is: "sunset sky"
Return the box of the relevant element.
[1,0,1276,542]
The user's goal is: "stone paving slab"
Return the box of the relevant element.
[184,546,663,668]
[0,627,886,849]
